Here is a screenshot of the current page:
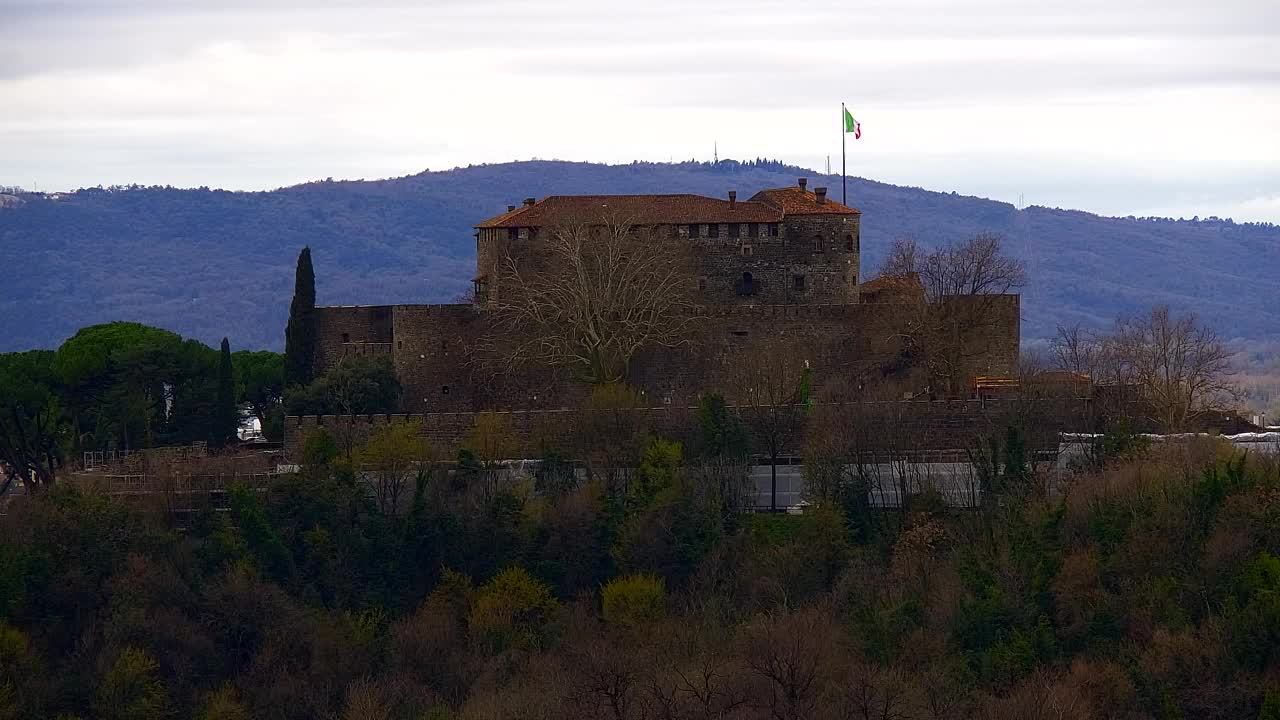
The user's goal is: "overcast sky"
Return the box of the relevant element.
[2,0,1278,222]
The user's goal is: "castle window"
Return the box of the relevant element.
[768,223,780,237]
[507,227,518,241]
[341,333,350,343]
[741,245,753,257]
[397,340,403,349]
[728,223,740,239]
[441,385,450,395]
[845,234,857,252]
[748,222,759,238]
[688,223,700,238]
[737,271,758,296]
[813,235,823,253]
[793,274,807,291]
[698,276,707,292]
[707,223,720,239]
[731,329,749,337]
[669,224,678,238]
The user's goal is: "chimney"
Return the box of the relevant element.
[507,204,516,212]
[797,178,807,191]
[728,190,737,209]
[523,197,536,207]
[814,187,827,204]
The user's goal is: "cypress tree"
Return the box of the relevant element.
[216,337,238,446]
[284,246,316,387]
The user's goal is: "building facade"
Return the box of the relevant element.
[310,179,1020,414]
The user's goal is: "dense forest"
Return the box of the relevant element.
[2,416,1279,719]
[1,159,1277,352]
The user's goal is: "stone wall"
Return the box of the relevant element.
[282,397,1089,461]
[312,297,1021,415]
[313,305,394,374]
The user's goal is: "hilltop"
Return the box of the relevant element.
[1,159,1277,351]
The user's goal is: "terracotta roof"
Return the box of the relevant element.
[858,273,923,294]
[476,194,783,228]
[750,187,860,215]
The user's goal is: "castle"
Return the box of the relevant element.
[310,179,1020,415]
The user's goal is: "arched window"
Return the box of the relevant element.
[845,234,857,252]
[737,271,758,296]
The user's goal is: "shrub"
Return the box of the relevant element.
[468,567,558,653]
[601,574,666,626]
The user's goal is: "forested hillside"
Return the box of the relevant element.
[2,159,1277,351]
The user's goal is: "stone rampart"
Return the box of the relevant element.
[283,397,1089,461]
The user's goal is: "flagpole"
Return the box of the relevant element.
[841,102,847,206]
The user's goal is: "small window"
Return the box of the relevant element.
[768,223,780,237]
[698,277,708,292]
[729,223,740,239]
[441,385,450,395]
[748,222,759,238]
[846,234,857,252]
[507,227,518,241]
[397,340,403,349]
[741,245,753,257]
[708,223,720,239]
[813,235,823,253]
[793,275,807,291]
[341,333,350,343]
[688,224,700,238]
[669,224,678,238]
[731,329,749,337]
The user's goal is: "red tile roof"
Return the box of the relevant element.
[475,194,783,228]
[859,273,923,294]
[750,187,860,215]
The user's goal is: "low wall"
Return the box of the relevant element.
[283,398,1090,460]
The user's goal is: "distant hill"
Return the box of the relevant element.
[1,159,1277,352]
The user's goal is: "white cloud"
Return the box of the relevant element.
[0,0,1277,221]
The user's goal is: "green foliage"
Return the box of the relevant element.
[94,647,170,720]
[468,567,559,653]
[284,246,316,388]
[229,486,295,581]
[601,574,665,626]
[1090,421,1152,466]
[53,321,221,449]
[695,393,748,460]
[215,338,237,447]
[232,350,284,440]
[1260,689,1280,720]
[284,356,401,415]
[0,350,69,490]
[301,428,339,468]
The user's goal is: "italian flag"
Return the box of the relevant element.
[844,107,861,139]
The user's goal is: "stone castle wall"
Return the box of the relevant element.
[283,396,1086,461]
[311,296,1021,415]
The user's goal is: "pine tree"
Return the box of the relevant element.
[284,246,316,387]
[216,337,237,447]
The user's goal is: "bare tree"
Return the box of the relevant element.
[733,343,812,512]
[876,234,1027,397]
[483,216,698,385]
[1049,324,1107,378]
[1110,306,1236,432]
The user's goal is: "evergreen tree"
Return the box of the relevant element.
[284,246,316,387]
[215,337,237,446]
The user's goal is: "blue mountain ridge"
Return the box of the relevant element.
[1,159,1276,352]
